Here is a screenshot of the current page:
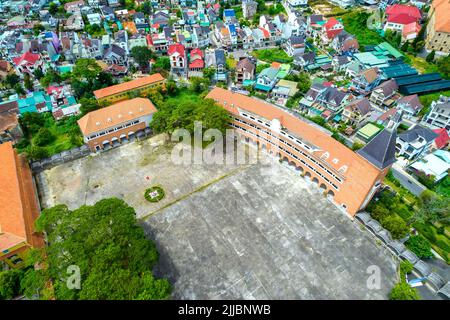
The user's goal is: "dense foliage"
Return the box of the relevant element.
[150,95,230,135]
[23,198,171,300]
[406,235,433,259]
[389,281,420,300]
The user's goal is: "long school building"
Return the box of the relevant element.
[206,88,397,216]
[93,73,165,104]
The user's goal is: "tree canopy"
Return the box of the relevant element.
[22,198,171,300]
[150,97,230,135]
[131,46,154,70]
[72,58,102,83]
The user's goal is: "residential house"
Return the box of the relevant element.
[93,73,165,104]
[103,43,127,66]
[285,35,305,57]
[114,30,129,55]
[299,83,327,111]
[369,79,398,107]
[351,68,381,95]
[205,49,227,82]
[425,0,450,54]
[223,9,237,25]
[87,13,102,26]
[331,30,359,54]
[64,13,85,31]
[384,4,422,41]
[294,51,315,69]
[322,17,344,43]
[432,128,449,150]
[128,34,147,50]
[192,26,210,48]
[101,5,116,20]
[78,98,157,151]
[345,60,364,78]
[168,43,187,78]
[410,150,450,182]
[188,48,204,78]
[134,12,148,30]
[12,51,42,76]
[235,57,256,85]
[255,66,279,92]
[316,86,350,115]
[150,11,170,29]
[0,142,44,269]
[242,0,257,19]
[107,0,120,7]
[64,0,85,13]
[271,79,299,105]
[332,55,352,72]
[329,0,354,8]
[342,98,372,126]
[422,95,450,131]
[396,125,438,160]
[396,94,423,118]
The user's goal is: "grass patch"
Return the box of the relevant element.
[341,10,384,48]
[406,54,439,74]
[413,222,450,263]
[144,186,165,203]
[251,48,293,64]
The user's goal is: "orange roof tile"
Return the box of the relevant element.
[93,73,165,99]
[206,87,380,180]
[77,98,157,136]
[0,142,43,250]
[431,0,450,33]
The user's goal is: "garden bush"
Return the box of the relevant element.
[381,215,409,240]
[406,235,433,259]
[389,281,420,300]
[144,186,165,203]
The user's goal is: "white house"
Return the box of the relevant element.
[396,125,438,160]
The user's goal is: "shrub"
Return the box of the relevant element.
[389,281,420,300]
[381,215,409,239]
[371,205,391,221]
[144,186,165,203]
[0,269,24,300]
[406,235,433,259]
[33,128,56,147]
[399,260,414,277]
[28,145,50,160]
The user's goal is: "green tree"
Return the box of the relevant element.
[49,2,58,15]
[73,58,102,83]
[413,194,450,225]
[40,69,61,88]
[24,199,171,300]
[152,56,170,72]
[33,69,44,80]
[426,50,436,63]
[28,145,50,160]
[406,235,433,259]
[389,281,420,300]
[33,127,56,146]
[79,97,100,115]
[399,260,414,276]
[381,215,409,239]
[15,83,25,95]
[131,46,154,70]
[436,55,450,79]
[24,73,33,91]
[0,269,23,300]
[189,76,210,93]
[5,73,20,88]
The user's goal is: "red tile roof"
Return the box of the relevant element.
[12,51,40,66]
[324,17,342,31]
[402,22,421,36]
[433,128,449,149]
[387,13,419,25]
[168,43,185,57]
[386,4,422,20]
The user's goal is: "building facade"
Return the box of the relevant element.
[425,0,450,54]
[93,73,165,104]
[206,88,397,216]
[0,142,43,268]
[77,98,157,151]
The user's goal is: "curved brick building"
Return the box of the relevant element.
[206,88,397,216]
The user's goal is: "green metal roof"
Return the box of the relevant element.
[357,123,381,140]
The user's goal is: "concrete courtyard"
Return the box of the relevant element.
[37,136,398,299]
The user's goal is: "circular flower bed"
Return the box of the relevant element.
[144,186,165,203]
